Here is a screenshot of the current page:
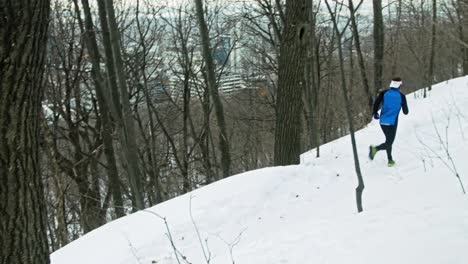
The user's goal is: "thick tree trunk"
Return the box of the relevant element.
[274,0,308,165]
[194,0,231,178]
[0,0,51,263]
[373,0,384,93]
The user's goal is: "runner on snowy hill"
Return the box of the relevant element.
[369,77,409,167]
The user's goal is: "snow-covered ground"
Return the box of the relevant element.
[51,77,468,264]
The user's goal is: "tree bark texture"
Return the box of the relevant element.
[274,0,308,165]
[194,0,232,178]
[0,0,51,263]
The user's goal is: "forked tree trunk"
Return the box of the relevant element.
[274,0,309,165]
[325,0,365,213]
[0,0,51,263]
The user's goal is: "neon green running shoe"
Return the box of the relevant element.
[388,160,396,167]
[369,145,377,160]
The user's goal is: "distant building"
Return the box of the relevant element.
[219,74,246,94]
[214,35,232,67]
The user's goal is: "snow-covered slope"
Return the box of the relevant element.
[51,77,468,264]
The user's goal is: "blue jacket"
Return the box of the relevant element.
[373,88,409,125]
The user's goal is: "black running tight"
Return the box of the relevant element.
[376,123,398,161]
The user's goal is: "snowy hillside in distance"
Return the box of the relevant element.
[51,77,468,264]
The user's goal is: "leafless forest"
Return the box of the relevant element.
[1,0,467,260]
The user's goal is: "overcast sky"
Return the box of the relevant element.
[107,0,386,17]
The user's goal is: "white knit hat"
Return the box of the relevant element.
[389,80,402,88]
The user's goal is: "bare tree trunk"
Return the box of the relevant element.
[76,0,125,218]
[349,0,373,113]
[76,175,104,233]
[134,0,163,203]
[428,0,437,91]
[313,29,322,158]
[182,64,191,192]
[41,114,71,247]
[0,0,51,263]
[390,0,403,76]
[54,172,69,246]
[462,0,468,74]
[274,0,308,165]
[96,0,122,119]
[68,116,104,233]
[175,5,192,192]
[304,2,321,156]
[100,0,145,210]
[42,124,70,247]
[325,0,365,213]
[373,0,384,92]
[201,88,215,183]
[194,0,231,178]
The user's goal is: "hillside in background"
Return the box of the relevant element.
[51,77,468,264]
